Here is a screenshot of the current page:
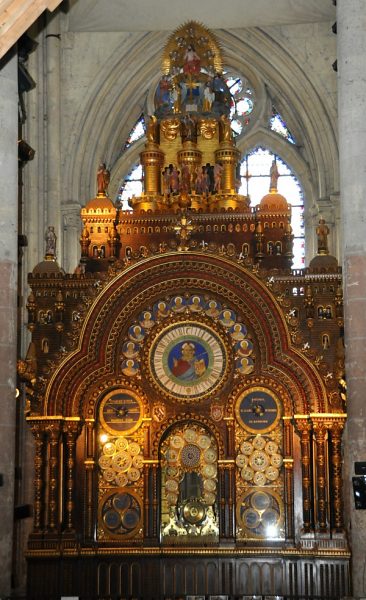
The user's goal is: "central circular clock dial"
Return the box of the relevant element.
[149,322,228,400]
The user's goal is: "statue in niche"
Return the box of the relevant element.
[156,75,172,109]
[171,83,181,113]
[316,218,330,254]
[214,162,223,192]
[212,73,231,115]
[96,162,110,195]
[45,226,57,257]
[202,82,214,112]
[181,114,197,143]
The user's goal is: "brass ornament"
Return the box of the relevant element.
[198,118,218,140]
[160,118,181,141]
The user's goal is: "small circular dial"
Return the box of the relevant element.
[99,389,143,435]
[249,450,269,472]
[265,466,280,481]
[203,464,217,478]
[270,453,283,468]
[266,440,279,455]
[253,435,266,450]
[241,441,254,455]
[127,467,141,482]
[253,471,267,486]
[236,453,248,468]
[241,466,254,481]
[115,473,129,487]
[203,448,217,464]
[112,451,132,472]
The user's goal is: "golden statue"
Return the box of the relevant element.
[171,84,181,114]
[219,115,232,143]
[147,115,158,144]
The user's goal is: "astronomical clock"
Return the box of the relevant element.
[20,20,349,600]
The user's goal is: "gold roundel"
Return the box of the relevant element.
[149,322,228,400]
[249,450,269,472]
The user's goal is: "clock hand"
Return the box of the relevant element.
[252,403,265,416]
[111,405,128,417]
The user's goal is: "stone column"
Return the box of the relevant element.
[338,2,366,596]
[61,203,81,274]
[45,12,62,259]
[0,49,18,597]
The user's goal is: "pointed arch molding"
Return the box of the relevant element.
[43,254,326,418]
[65,27,338,206]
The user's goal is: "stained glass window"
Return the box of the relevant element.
[122,115,146,153]
[270,107,295,144]
[239,148,305,268]
[226,74,255,137]
[118,164,143,208]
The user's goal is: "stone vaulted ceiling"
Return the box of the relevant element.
[0,0,335,59]
[67,0,335,31]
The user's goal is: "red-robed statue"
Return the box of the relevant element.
[183,45,201,75]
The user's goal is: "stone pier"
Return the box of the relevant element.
[338,1,366,597]
[0,49,18,597]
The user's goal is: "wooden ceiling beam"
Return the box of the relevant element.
[0,0,63,59]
